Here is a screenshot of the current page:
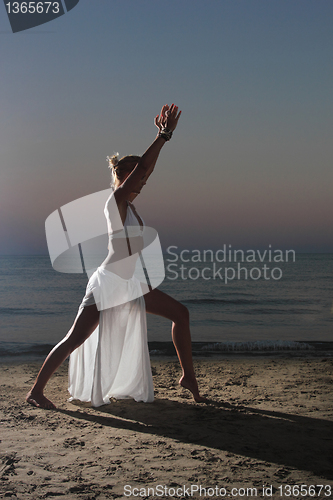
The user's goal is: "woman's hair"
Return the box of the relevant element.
[107,153,141,188]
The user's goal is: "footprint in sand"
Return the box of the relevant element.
[63,437,85,449]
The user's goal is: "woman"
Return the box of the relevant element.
[26,103,206,409]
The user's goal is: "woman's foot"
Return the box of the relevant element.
[179,375,208,403]
[26,390,56,409]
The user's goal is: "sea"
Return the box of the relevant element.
[0,253,332,359]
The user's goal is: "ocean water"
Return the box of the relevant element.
[0,254,332,357]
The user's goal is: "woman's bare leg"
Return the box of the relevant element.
[26,304,100,409]
[144,288,207,402]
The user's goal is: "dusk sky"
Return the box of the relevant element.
[1,0,332,255]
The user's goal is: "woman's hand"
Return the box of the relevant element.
[165,103,181,131]
[154,104,168,132]
[154,103,181,132]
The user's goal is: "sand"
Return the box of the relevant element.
[0,355,332,499]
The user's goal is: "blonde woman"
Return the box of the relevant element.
[26,104,206,409]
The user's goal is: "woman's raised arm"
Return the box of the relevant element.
[114,104,181,203]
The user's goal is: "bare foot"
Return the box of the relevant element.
[26,390,56,409]
[179,376,208,403]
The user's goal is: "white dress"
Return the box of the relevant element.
[68,192,154,407]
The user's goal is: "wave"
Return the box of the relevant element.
[1,340,331,359]
[0,342,55,357]
[200,340,315,352]
[241,308,319,315]
[0,307,60,316]
[183,298,321,306]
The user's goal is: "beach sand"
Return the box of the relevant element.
[0,355,332,499]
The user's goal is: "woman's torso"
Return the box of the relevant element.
[100,193,144,279]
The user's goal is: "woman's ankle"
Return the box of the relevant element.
[29,385,44,396]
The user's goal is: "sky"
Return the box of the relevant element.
[1,0,333,255]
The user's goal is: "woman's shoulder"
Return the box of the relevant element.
[104,190,124,231]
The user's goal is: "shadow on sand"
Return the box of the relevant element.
[57,397,333,480]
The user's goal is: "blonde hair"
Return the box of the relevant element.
[106,153,141,188]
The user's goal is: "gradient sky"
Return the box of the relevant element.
[1,0,332,255]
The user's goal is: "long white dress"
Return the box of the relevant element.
[68,192,154,407]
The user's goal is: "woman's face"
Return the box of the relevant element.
[118,165,146,197]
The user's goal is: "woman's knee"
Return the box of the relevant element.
[63,309,99,352]
[61,331,82,353]
[174,302,190,325]
[63,328,92,353]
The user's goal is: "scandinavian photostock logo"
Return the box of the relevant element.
[165,246,296,283]
[3,0,80,33]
